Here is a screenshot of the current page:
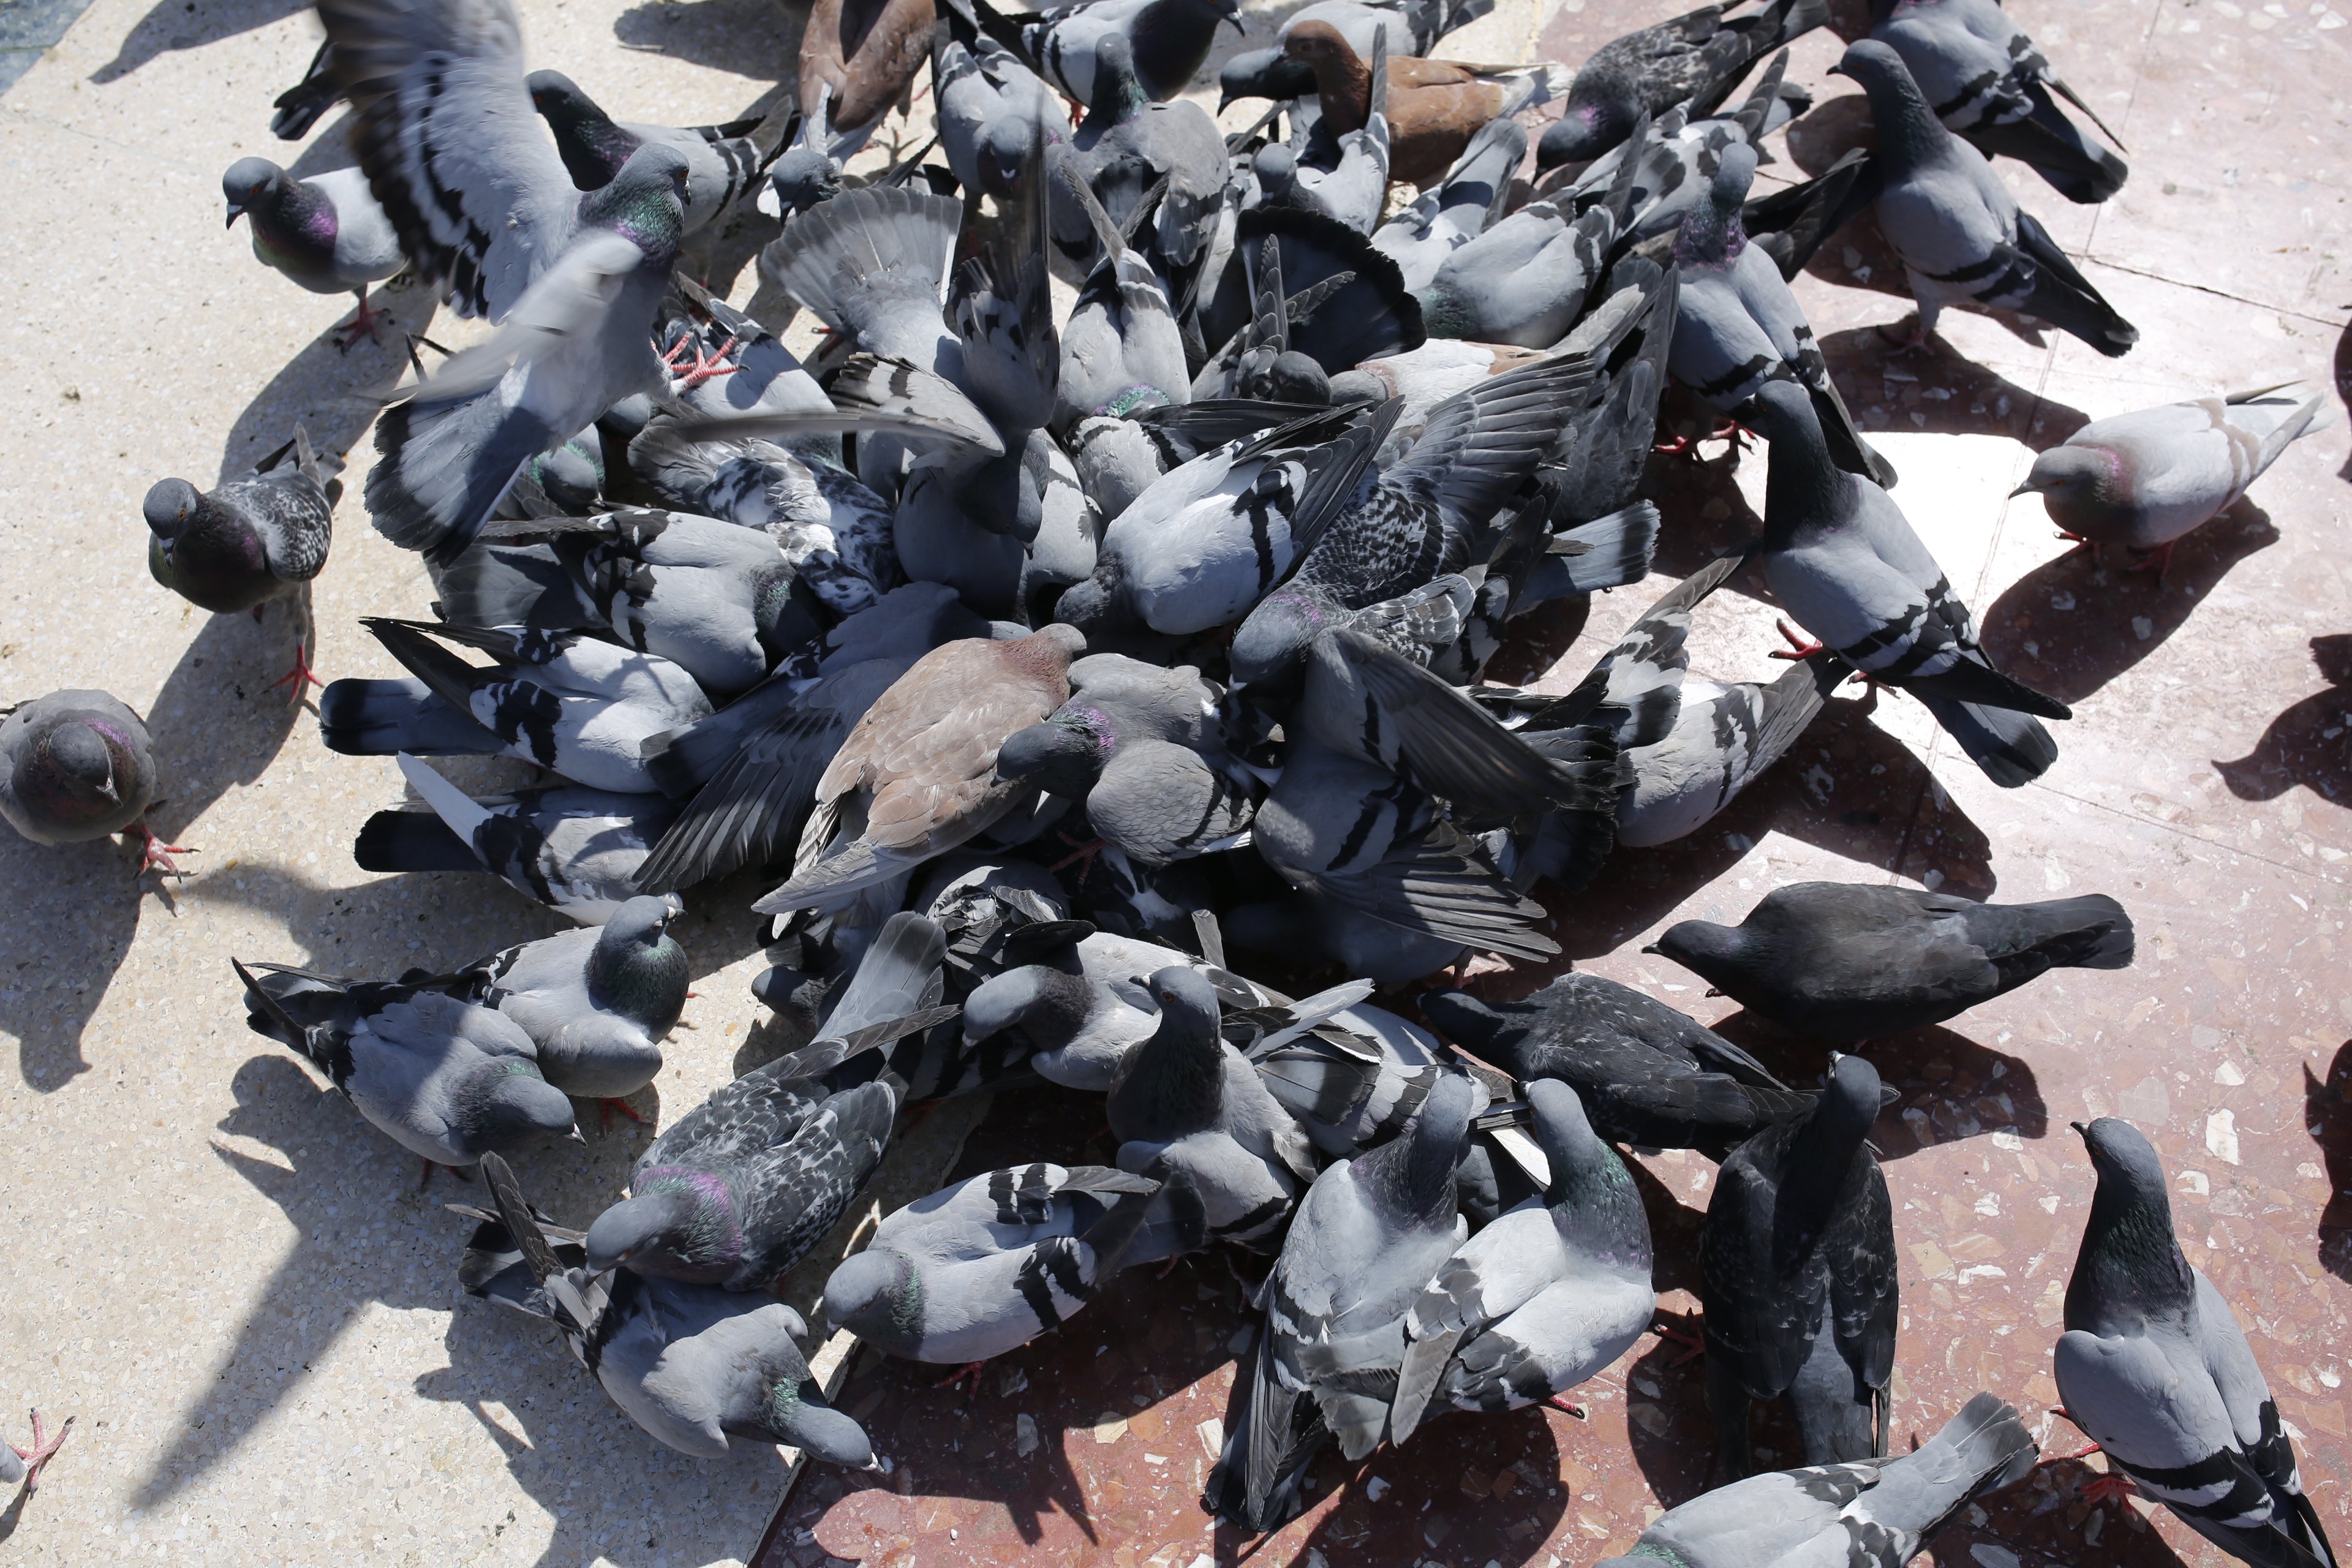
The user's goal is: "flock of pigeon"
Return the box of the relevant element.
[0,0,2338,1556]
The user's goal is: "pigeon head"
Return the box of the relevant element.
[142,478,200,542]
[1252,141,1298,202]
[823,1247,921,1341]
[1379,1069,1479,1222]
[221,157,286,226]
[524,69,597,124]
[1324,368,1388,405]
[584,144,693,258]
[1415,989,1534,1073]
[962,964,1091,1049]
[759,1374,878,1468]
[995,710,1113,798]
[18,717,130,826]
[1528,1077,1651,1272]
[974,116,1036,199]
[1219,47,1313,112]
[1281,19,1357,74]
[458,1059,582,1151]
[2067,1117,2193,1328]
[765,147,843,219]
[754,568,826,663]
[588,895,689,1031]
[586,1174,741,1281]
[1676,140,1757,268]
[2014,444,2128,520]
[1829,42,1947,161]
[1817,1051,1883,1144]
[1051,560,1126,635]
[1247,351,1329,407]
[1643,917,1749,990]
[1534,101,1622,173]
[1088,33,1151,119]
[1106,967,1226,1144]
[1227,590,1332,697]
[527,433,605,511]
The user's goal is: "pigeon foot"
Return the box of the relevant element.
[2126,540,2178,589]
[1654,1321,1705,1365]
[599,1096,649,1132]
[1545,1395,1588,1420]
[272,639,324,707]
[935,1362,987,1396]
[126,823,194,879]
[662,335,741,392]
[1768,619,1825,660]
[334,290,388,350]
[2082,1472,2136,1506]
[10,1409,72,1491]
[1048,835,1109,876]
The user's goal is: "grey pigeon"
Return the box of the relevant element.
[823,1160,1163,1371]
[1556,52,1809,246]
[1053,33,1227,281]
[1270,0,1493,62]
[1831,40,2136,356]
[1050,151,1193,434]
[1649,880,2133,1041]
[993,653,1256,865]
[1536,0,1826,170]
[583,914,947,1289]
[145,429,340,703]
[1389,1079,1653,1440]
[2013,382,2329,584]
[1371,114,1525,292]
[0,690,185,876]
[1207,1071,1478,1532]
[1063,398,1332,522]
[935,26,1066,202]
[1422,971,1815,1156]
[752,626,1087,921]
[222,159,404,346]
[1667,141,1893,487]
[526,70,771,234]
[317,0,695,564]
[1596,1392,2040,1568]
[1871,0,2127,204]
[235,958,580,1171]
[460,1153,877,1464]
[326,620,712,794]
[352,753,681,924]
[1521,556,1842,846]
[426,895,686,1109]
[1701,1053,1896,1479]
[987,0,1244,107]
[1746,377,2067,787]
[1414,187,1618,347]
[2056,1118,2339,1568]
[1107,968,1317,1261]
[1243,995,1453,1156]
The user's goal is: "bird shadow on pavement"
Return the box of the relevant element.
[0,830,145,1090]
[2212,633,2352,809]
[2305,1040,2352,1283]
[1814,325,2089,451]
[88,0,310,84]
[215,278,435,487]
[1706,1013,2046,1154]
[610,0,801,80]
[1979,504,2280,707]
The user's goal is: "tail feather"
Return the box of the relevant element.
[1855,1392,2038,1540]
[760,186,962,347]
[1534,500,1659,597]
[368,391,552,567]
[1914,693,2058,788]
[318,677,502,756]
[1962,103,2126,205]
[2012,211,2137,358]
[821,911,948,1039]
[353,810,483,873]
[396,753,494,851]
[1985,894,2134,972]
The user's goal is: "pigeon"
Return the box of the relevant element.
[958,928,1233,1089]
[1388,1079,1653,1441]
[270,37,343,138]
[316,0,696,564]
[1666,140,1894,487]
[423,894,686,1109]
[1064,398,1334,522]
[1049,152,1192,434]
[459,1153,878,1464]
[1412,187,1618,347]
[0,690,187,876]
[2056,1118,2340,1568]
[822,1161,1164,1370]
[1056,402,1394,637]
[1830,41,2136,356]
[1197,206,1429,379]
[526,70,770,233]
[492,509,826,696]
[993,653,1256,865]
[582,913,947,1289]
[1053,32,1227,279]
[1207,1071,1479,1532]
[326,620,712,794]
[1649,881,2134,1042]
[1871,0,2127,205]
[981,0,1246,107]
[1745,377,2068,787]
[0,1409,70,1492]
[221,158,404,347]
[935,26,1067,203]
[2011,382,2329,584]
[1218,46,1318,110]
[1422,972,1815,1156]
[1283,20,1564,187]
[1553,50,1811,246]
[1258,27,1393,235]
[145,429,341,703]
[1370,114,1525,292]
[1700,1052,1896,1479]
[1519,556,1843,847]
[1107,968,1317,1260]
[1595,1392,2041,1568]
[1267,0,1496,62]
[797,0,937,163]
[353,753,682,924]
[235,958,580,1171]
[750,625,1087,920]
[1242,995,1453,1155]
[1536,0,1826,170]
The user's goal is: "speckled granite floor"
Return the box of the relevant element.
[0,0,2345,1562]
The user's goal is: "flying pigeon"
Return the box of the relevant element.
[1536,0,1826,170]
[459,1153,878,1464]
[315,0,696,564]
[1389,1079,1654,1441]
[1596,1392,2040,1568]
[1207,1071,1480,1532]
[2012,382,2329,584]
[526,70,772,233]
[1830,41,2137,356]
[1649,881,2133,1042]
[1423,971,1815,1156]
[1871,0,2127,204]
[144,428,341,704]
[222,159,404,347]
[2055,1118,2340,1568]
[235,958,580,1172]
[0,690,187,876]
[1700,1052,1896,1478]
[1745,377,2068,787]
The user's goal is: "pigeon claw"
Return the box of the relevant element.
[1769,619,1826,661]
[2082,1472,2137,1507]
[2127,539,2178,589]
[1047,834,1109,877]
[126,823,195,880]
[662,334,742,392]
[1653,1321,1706,1366]
[934,1361,987,1397]
[334,292,388,351]
[599,1096,649,1131]
[10,1408,72,1491]
[272,640,325,708]
[1545,1395,1589,1420]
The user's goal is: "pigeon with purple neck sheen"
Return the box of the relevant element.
[222,157,405,347]
[526,70,770,233]
[0,690,187,876]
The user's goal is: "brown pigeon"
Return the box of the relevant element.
[1284,21,1557,186]
[799,0,938,159]
[753,625,1087,918]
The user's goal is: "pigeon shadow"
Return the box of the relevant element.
[610,0,803,80]
[2213,635,2352,809]
[1814,326,2090,451]
[88,0,311,84]
[1979,505,2280,706]
[2306,1041,2352,1283]
[215,280,435,486]
[0,827,146,1090]
[2335,314,2352,487]
[1616,1330,1718,1512]
[1704,1013,2047,1153]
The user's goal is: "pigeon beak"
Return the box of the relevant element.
[1638,943,1662,956]
[1222,9,1246,32]
[2068,1120,2091,1139]
[225,203,246,228]
[1826,62,1851,80]
[567,1125,587,1144]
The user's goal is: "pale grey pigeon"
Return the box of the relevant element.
[1050,151,1192,435]
[996,0,1244,107]
[935,28,1066,202]
[1370,114,1524,292]
[1052,33,1227,280]
[222,159,404,346]
[0,690,184,876]
[1414,190,1618,348]
[526,70,771,234]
